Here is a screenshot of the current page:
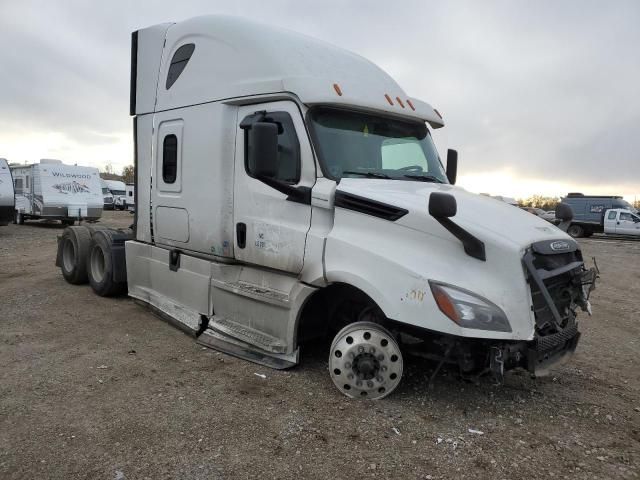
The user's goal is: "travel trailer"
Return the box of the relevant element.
[56,16,597,399]
[104,179,127,210]
[125,183,135,212]
[100,178,115,210]
[0,158,14,226]
[12,160,103,225]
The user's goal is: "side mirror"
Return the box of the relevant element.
[248,122,279,178]
[555,202,574,222]
[555,202,574,233]
[429,192,457,218]
[446,149,458,185]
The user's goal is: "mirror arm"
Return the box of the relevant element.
[434,217,486,261]
[256,175,311,205]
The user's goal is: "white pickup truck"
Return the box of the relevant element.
[603,208,640,236]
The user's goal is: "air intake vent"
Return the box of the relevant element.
[334,191,408,221]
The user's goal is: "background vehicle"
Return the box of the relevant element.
[100,178,114,210]
[125,183,135,212]
[0,158,15,226]
[562,193,636,237]
[105,179,127,210]
[12,159,102,225]
[603,208,640,236]
[56,16,596,400]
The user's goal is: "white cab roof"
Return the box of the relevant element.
[146,16,443,128]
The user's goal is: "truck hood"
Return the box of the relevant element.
[336,179,571,252]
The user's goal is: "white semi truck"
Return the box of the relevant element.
[0,158,15,226]
[56,16,597,399]
[12,160,103,225]
[104,179,128,210]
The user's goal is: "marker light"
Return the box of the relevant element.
[384,94,394,105]
[406,99,416,111]
[395,97,405,108]
[333,83,343,96]
[433,109,443,119]
[429,282,512,332]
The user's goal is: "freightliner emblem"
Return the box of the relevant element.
[550,240,571,251]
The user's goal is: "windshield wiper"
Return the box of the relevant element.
[402,174,444,183]
[342,171,392,179]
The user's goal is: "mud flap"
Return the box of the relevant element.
[55,235,63,267]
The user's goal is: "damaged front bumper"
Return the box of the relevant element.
[484,239,597,382]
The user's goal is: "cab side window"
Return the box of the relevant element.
[620,212,633,221]
[162,134,178,184]
[245,112,300,184]
[608,211,617,220]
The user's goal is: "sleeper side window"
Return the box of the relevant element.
[163,134,178,184]
[166,44,195,89]
[244,112,301,184]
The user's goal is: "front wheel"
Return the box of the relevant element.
[329,321,403,400]
[567,224,584,238]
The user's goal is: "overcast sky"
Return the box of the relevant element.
[1,0,639,199]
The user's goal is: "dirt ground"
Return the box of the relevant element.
[1,210,638,479]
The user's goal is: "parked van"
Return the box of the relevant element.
[100,178,115,210]
[104,179,127,210]
[12,160,103,225]
[0,158,14,226]
[56,16,597,399]
[561,193,636,237]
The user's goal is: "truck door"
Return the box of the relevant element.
[617,211,640,236]
[233,101,315,273]
[604,210,618,234]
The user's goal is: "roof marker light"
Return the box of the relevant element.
[395,97,405,108]
[406,99,415,111]
[434,109,443,119]
[333,83,343,96]
[384,94,394,106]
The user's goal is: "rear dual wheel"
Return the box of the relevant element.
[87,231,126,297]
[329,321,403,400]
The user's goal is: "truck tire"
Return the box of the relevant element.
[567,224,584,238]
[328,321,403,400]
[60,226,91,284]
[87,231,126,296]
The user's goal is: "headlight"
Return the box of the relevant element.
[429,281,512,332]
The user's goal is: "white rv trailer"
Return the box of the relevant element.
[104,179,127,210]
[100,178,115,210]
[56,16,597,399]
[12,160,103,225]
[0,158,15,226]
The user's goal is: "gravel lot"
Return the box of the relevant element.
[1,210,639,479]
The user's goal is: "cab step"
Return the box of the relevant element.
[208,315,287,353]
[197,328,298,370]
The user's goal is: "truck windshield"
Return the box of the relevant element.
[308,107,448,183]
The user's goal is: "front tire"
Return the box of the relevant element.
[567,224,584,238]
[329,321,403,400]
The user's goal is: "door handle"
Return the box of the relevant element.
[236,222,246,249]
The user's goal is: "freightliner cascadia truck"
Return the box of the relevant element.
[56,16,597,399]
